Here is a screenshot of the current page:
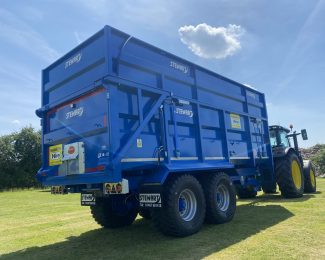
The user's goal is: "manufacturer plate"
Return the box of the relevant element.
[139,193,162,208]
[81,193,95,206]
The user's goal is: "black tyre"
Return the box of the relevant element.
[90,197,138,228]
[303,160,316,193]
[262,187,277,194]
[236,186,257,199]
[139,208,152,220]
[203,173,236,224]
[262,183,277,194]
[275,152,304,198]
[152,175,206,237]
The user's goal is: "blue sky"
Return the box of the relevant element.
[0,0,324,147]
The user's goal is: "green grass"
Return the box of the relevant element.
[1,179,325,260]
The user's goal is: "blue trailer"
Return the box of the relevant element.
[36,25,316,236]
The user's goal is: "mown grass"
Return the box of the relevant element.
[0,179,325,260]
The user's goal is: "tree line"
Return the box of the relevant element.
[0,127,41,190]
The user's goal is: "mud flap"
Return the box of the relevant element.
[139,184,163,208]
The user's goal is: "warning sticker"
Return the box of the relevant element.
[230,113,241,129]
[104,182,123,194]
[137,138,143,148]
[49,144,62,166]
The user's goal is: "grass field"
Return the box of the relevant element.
[0,178,324,260]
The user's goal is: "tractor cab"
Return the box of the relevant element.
[269,125,292,158]
[269,125,291,148]
[269,125,308,159]
[268,125,315,197]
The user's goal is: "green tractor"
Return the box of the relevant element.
[268,125,316,198]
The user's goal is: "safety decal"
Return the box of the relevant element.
[230,113,241,129]
[49,144,62,166]
[137,138,143,148]
[104,183,123,194]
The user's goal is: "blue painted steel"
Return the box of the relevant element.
[36,25,275,192]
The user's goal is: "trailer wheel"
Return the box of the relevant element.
[236,186,257,199]
[152,175,205,237]
[204,173,236,224]
[90,197,138,228]
[275,152,304,198]
[139,208,152,220]
[303,160,316,193]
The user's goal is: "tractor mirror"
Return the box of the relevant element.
[301,129,308,140]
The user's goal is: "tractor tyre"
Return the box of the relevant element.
[262,183,277,194]
[152,175,206,237]
[203,173,236,224]
[303,160,316,193]
[275,152,304,198]
[139,208,152,220]
[236,186,257,199]
[262,187,277,194]
[90,197,138,228]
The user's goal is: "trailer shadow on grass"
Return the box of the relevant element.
[2,203,294,260]
[250,193,316,203]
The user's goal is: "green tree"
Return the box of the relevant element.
[312,149,325,175]
[0,127,41,190]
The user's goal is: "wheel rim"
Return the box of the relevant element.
[310,169,316,188]
[216,184,230,212]
[178,189,197,221]
[291,160,302,189]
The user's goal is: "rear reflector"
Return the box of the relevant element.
[85,165,105,173]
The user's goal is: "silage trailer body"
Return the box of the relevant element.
[36,26,275,234]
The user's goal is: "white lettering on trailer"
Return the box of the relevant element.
[66,107,84,119]
[175,107,193,118]
[139,193,161,203]
[65,53,82,69]
[170,61,189,74]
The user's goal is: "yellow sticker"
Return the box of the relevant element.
[49,144,62,166]
[230,113,241,129]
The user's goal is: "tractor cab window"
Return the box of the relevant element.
[270,131,277,146]
[279,131,290,148]
[269,128,291,148]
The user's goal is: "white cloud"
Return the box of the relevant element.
[178,23,245,59]
[0,8,60,63]
[11,119,21,125]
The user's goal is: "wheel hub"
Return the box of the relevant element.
[216,184,230,212]
[291,160,302,190]
[178,189,197,222]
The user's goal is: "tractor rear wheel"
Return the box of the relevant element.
[152,175,206,237]
[90,197,138,228]
[303,160,316,193]
[275,152,304,198]
[203,173,236,224]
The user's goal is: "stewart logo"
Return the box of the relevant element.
[170,61,189,74]
[65,53,82,69]
[66,107,84,119]
[175,107,193,118]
